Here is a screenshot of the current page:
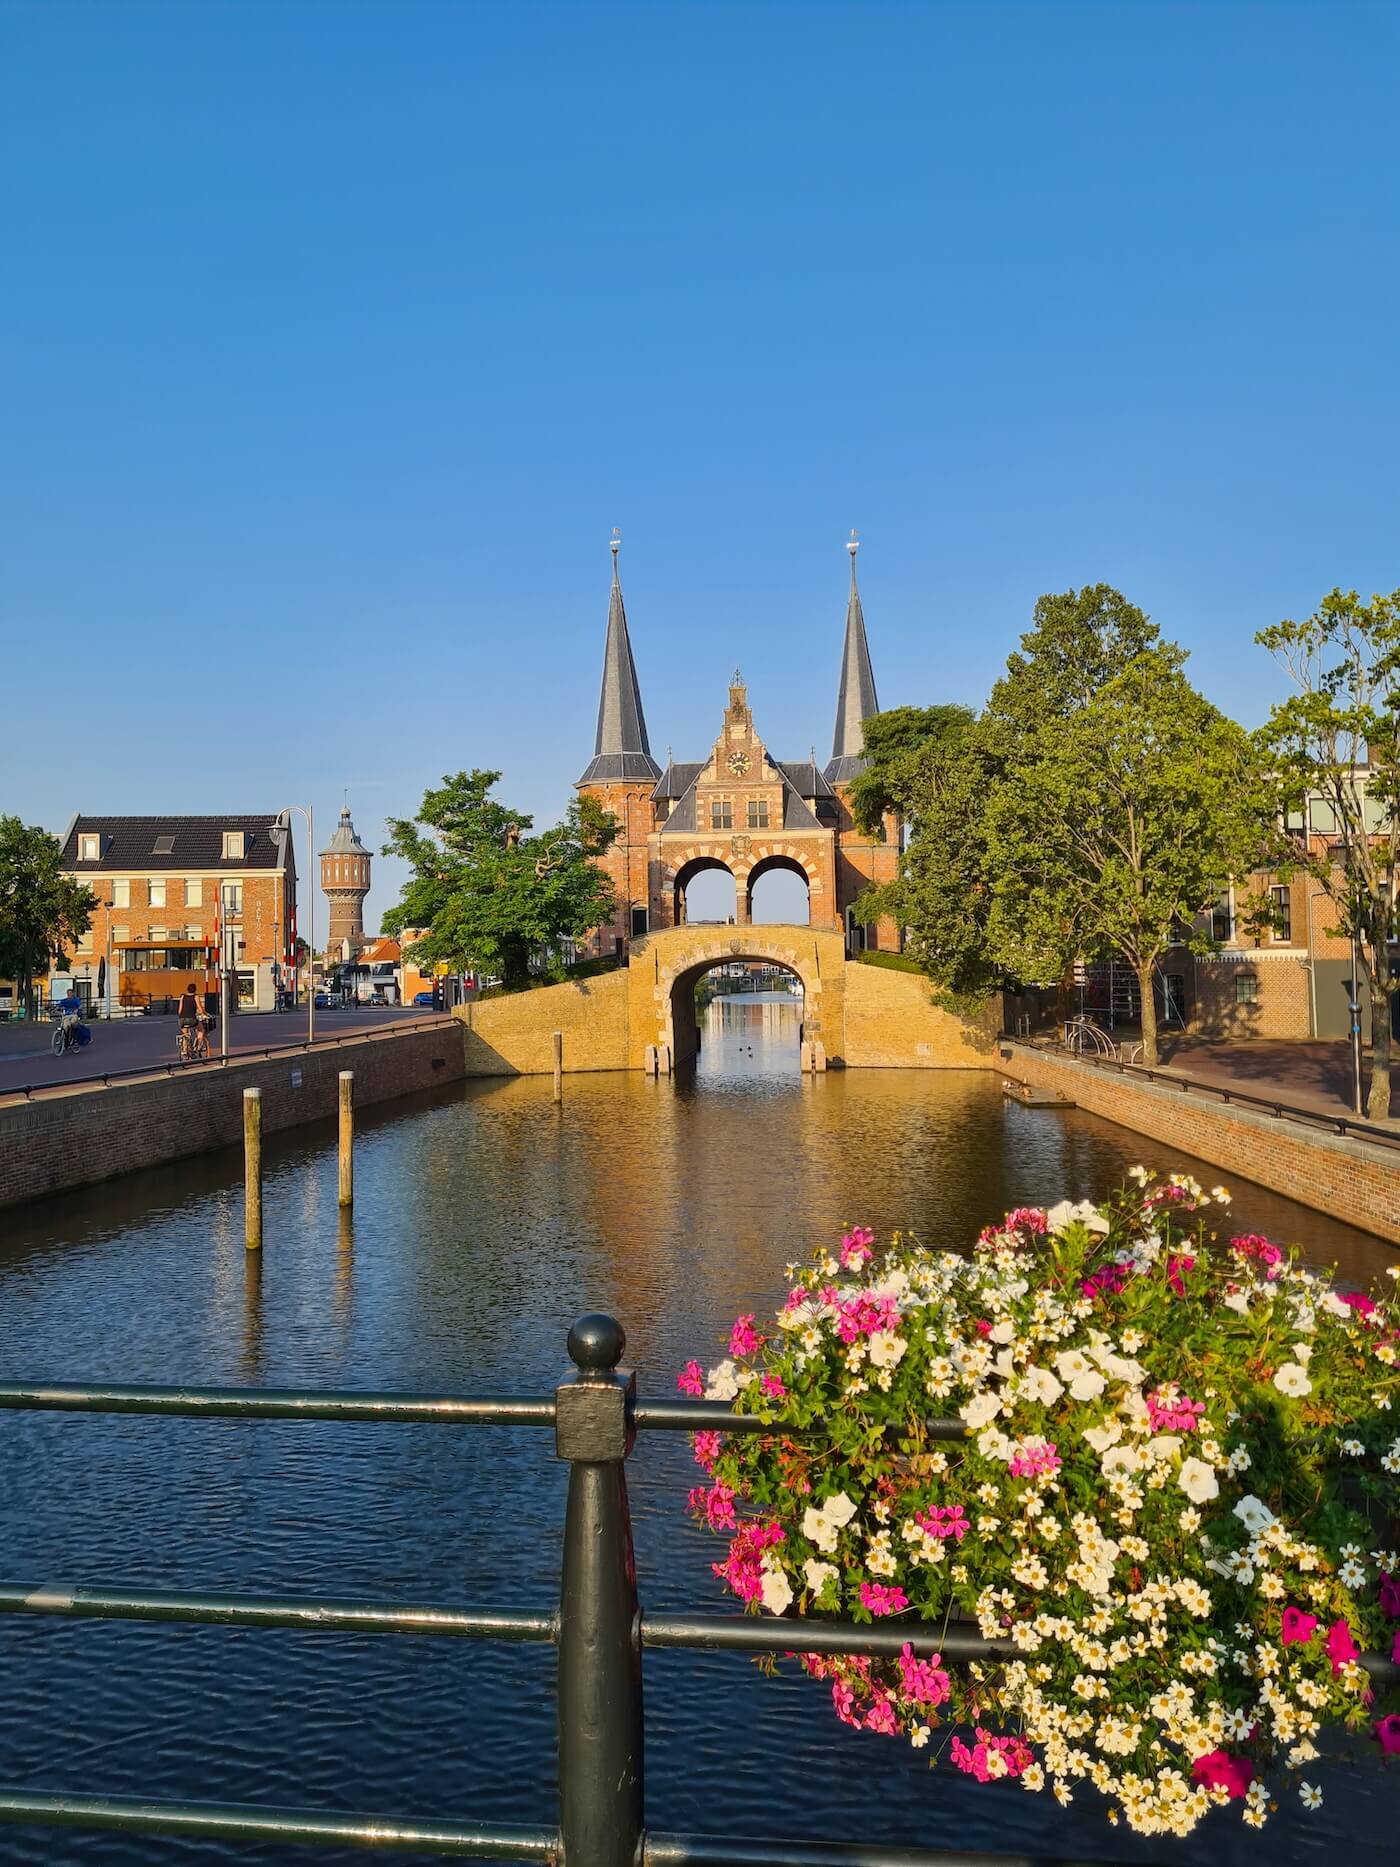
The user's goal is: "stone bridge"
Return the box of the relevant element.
[457,924,996,1076]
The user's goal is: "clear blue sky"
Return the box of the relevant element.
[4,0,1398,933]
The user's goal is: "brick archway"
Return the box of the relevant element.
[626,924,848,1068]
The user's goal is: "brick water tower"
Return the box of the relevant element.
[320,801,371,956]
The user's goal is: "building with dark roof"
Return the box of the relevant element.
[56,814,297,1011]
[576,536,901,957]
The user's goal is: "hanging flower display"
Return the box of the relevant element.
[682,1171,1400,1838]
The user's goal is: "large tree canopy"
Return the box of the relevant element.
[0,817,95,1018]
[1254,587,1400,1119]
[847,703,975,836]
[381,771,618,990]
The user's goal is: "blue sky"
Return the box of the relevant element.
[4,0,1398,933]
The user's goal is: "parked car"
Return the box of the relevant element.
[413,991,435,1007]
[314,992,329,1008]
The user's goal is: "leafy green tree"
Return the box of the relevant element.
[0,817,96,1017]
[986,648,1267,1065]
[1254,589,1400,1119]
[847,703,975,836]
[381,771,618,990]
[985,583,1161,738]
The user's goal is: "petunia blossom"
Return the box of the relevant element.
[1281,1606,1317,1646]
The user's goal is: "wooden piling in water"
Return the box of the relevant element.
[553,1031,563,1102]
[338,1070,354,1207]
[243,1086,262,1250]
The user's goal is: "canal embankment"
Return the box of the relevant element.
[0,1022,465,1211]
[1001,1039,1400,1245]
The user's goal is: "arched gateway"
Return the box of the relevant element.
[626,924,848,1069]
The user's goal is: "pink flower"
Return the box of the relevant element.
[858,1581,907,1617]
[710,1518,783,1602]
[834,1294,900,1344]
[1008,1437,1061,1479]
[1392,1629,1400,1665]
[914,1505,969,1542]
[949,1728,1034,1782]
[729,1314,761,1358]
[1165,1253,1195,1295]
[1280,1605,1318,1646]
[1191,1750,1253,1799]
[1378,1573,1400,1619]
[831,1679,860,1727]
[1081,1262,1131,1301]
[759,1373,786,1399]
[691,1430,722,1471]
[1338,1290,1377,1318]
[676,1361,703,1397]
[688,1481,738,1532]
[1325,1618,1359,1675]
[897,1643,950,1709]
[840,1226,875,1270]
[862,1691,898,1735]
[1230,1233,1282,1277]
[973,1317,993,1337]
[1375,1714,1400,1757]
[1145,1385,1205,1433]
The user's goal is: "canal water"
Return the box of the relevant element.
[0,991,1395,1864]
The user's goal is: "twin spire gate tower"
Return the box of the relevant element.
[576,535,900,957]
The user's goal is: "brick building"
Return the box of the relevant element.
[320,802,371,957]
[56,815,297,1011]
[577,537,900,957]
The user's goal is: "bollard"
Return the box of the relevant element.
[552,1030,563,1102]
[555,1316,642,1867]
[243,1087,262,1250]
[337,1070,354,1207]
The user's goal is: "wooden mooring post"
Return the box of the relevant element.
[243,1086,262,1250]
[338,1070,354,1207]
[553,1031,563,1102]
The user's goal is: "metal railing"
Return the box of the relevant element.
[0,1013,453,1104]
[0,1317,1393,1864]
[1007,1037,1400,1152]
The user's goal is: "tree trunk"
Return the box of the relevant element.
[1136,961,1159,1067]
[1365,949,1392,1123]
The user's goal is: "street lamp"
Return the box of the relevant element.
[280,805,315,1046]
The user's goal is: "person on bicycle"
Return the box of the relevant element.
[178,980,202,1053]
[58,987,84,1036]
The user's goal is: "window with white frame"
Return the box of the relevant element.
[149,878,166,908]
[112,925,129,945]
[1209,885,1234,943]
[221,882,243,918]
[112,878,130,908]
[222,831,246,860]
[1270,884,1292,943]
[78,833,100,862]
[185,877,202,907]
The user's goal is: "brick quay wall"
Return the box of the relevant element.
[1003,1042,1400,1246]
[0,1024,466,1212]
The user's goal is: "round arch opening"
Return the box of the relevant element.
[668,948,809,1069]
[745,854,811,926]
[673,857,736,927]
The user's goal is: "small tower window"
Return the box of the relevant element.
[710,800,733,830]
[746,799,769,829]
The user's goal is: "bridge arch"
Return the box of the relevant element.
[627,925,848,1070]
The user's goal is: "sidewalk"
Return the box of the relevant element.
[1151,1036,1396,1130]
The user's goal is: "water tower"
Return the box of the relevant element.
[320,801,371,956]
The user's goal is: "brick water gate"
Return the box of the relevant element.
[627,925,846,1068]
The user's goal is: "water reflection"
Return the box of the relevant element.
[0,1007,1394,1864]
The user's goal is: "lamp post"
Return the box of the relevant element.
[281,805,315,1047]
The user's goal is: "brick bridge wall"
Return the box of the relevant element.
[0,1023,466,1212]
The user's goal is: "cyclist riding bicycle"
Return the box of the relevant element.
[59,987,84,1036]
[177,980,204,1059]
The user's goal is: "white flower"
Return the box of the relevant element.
[1232,1496,1275,1535]
[1082,1420,1122,1454]
[802,1507,839,1553]
[977,1426,1013,1460]
[1340,1558,1367,1588]
[704,1359,739,1401]
[1178,1458,1219,1504]
[1340,1439,1364,1457]
[990,1319,1016,1344]
[803,1558,838,1597]
[759,1560,793,1616]
[1223,1290,1250,1315]
[1273,1363,1312,1397]
[1146,1434,1182,1463]
[1293,1343,1312,1365]
[825,1491,857,1527]
[1045,1199,1111,1236]
[1053,1349,1106,1401]
[868,1330,907,1372]
[910,1724,930,1748]
[1299,1784,1322,1810]
[1019,1365,1064,1406]
[961,1392,1003,1429]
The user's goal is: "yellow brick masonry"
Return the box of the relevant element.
[1005,1042,1400,1246]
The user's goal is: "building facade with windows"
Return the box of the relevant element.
[56,815,297,1011]
[576,537,901,958]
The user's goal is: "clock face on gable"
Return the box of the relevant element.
[727,751,751,776]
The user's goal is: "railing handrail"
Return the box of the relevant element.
[0,1319,1393,1865]
[1005,1035,1400,1151]
[0,1013,453,1104]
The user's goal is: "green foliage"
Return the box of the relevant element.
[847,703,975,835]
[0,817,95,1017]
[382,770,618,990]
[853,948,925,974]
[1254,588,1400,1119]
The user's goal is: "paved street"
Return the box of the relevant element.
[0,1005,453,1096]
[1151,1036,1397,1131]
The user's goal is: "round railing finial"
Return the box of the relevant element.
[568,1313,626,1375]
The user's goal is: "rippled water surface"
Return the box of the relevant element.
[1,993,1395,1865]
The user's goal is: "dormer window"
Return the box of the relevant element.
[152,834,175,855]
[78,833,101,862]
[222,831,246,860]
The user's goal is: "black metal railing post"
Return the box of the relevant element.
[555,1315,643,1867]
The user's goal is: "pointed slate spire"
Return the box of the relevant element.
[824,531,880,785]
[577,533,662,785]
